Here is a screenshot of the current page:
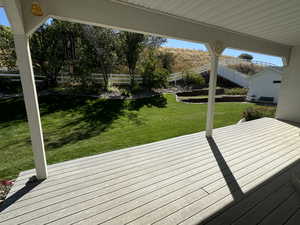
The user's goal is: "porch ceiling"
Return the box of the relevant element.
[118,0,300,46]
[2,0,290,59]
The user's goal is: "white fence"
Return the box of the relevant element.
[0,73,177,85]
[0,73,45,82]
[53,73,144,85]
[0,73,144,85]
[91,73,143,84]
[0,58,277,86]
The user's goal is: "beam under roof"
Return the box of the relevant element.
[20,0,291,59]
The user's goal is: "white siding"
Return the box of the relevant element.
[247,69,281,103]
[277,45,300,123]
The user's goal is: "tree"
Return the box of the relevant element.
[118,32,146,86]
[81,25,118,90]
[0,25,16,70]
[57,21,83,75]
[0,22,83,87]
[141,50,169,90]
[146,36,167,48]
[158,51,175,72]
[30,24,63,87]
[238,53,253,61]
[182,70,205,88]
[30,20,87,87]
[118,31,166,87]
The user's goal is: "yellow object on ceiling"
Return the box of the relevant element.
[31,1,43,16]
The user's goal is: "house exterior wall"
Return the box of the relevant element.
[247,70,281,103]
[276,46,300,123]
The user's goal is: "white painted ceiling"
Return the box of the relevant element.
[117,0,300,46]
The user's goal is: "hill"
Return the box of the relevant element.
[158,47,234,72]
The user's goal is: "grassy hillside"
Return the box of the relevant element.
[158,47,234,72]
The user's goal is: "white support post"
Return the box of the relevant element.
[276,46,300,123]
[14,34,48,180]
[5,0,48,180]
[205,41,225,137]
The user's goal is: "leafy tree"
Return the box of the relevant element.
[158,51,175,72]
[56,21,83,75]
[182,70,205,88]
[141,50,169,90]
[81,25,118,90]
[238,53,253,61]
[0,22,82,87]
[118,31,166,87]
[146,36,167,48]
[30,24,63,87]
[118,32,146,86]
[1,21,167,91]
[30,20,84,87]
[0,26,16,70]
[30,25,56,86]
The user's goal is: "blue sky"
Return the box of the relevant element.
[0,8,9,26]
[0,8,283,66]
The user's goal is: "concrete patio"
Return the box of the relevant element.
[1,118,300,225]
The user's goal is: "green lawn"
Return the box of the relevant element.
[0,94,253,179]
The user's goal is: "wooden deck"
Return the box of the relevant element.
[1,118,300,225]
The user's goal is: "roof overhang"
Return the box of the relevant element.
[4,0,292,60]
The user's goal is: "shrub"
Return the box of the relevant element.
[0,78,22,94]
[142,67,169,90]
[243,106,276,121]
[238,53,253,61]
[107,85,121,94]
[182,70,205,88]
[141,51,169,90]
[158,52,175,73]
[224,88,248,95]
[131,81,143,94]
[227,63,263,75]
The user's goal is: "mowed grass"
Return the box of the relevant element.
[0,94,253,179]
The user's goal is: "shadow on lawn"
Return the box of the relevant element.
[0,98,27,124]
[0,94,167,121]
[0,93,167,148]
[41,94,167,150]
[0,94,167,150]
[45,98,126,149]
[128,95,167,110]
[0,95,89,124]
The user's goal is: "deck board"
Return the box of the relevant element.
[285,209,300,225]
[258,193,300,225]
[1,118,300,225]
